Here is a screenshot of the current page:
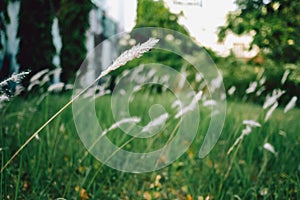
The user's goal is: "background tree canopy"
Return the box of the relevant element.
[109,0,193,84]
[135,0,188,35]
[16,0,92,84]
[17,0,56,85]
[58,0,92,83]
[218,0,300,64]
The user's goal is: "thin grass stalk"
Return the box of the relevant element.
[219,140,242,193]
[0,38,159,173]
[14,155,22,200]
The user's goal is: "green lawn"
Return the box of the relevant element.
[1,92,300,199]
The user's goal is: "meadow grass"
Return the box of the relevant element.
[1,92,299,199]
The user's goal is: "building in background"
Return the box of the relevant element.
[0,0,20,80]
[83,0,121,86]
[0,0,124,86]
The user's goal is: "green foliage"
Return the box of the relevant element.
[1,93,300,198]
[218,0,300,64]
[17,0,56,83]
[135,0,188,35]
[118,0,192,73]
[110,0,201,89]
[285,63,300,85]
[58,0,92,83]
[216,55,300,106]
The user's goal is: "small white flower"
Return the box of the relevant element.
[284,96,297,113]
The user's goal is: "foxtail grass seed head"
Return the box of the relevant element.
[264,101,279,122]
[241,125,252,136]
[263,143,277,156]
[172,99,183,109]
[195,72,203,82]
[142,113,169,133]
[245,81,258,94]
[30,69,49,83]
[227,86,236,96]
[99,38,159,78]
[0,94,9,102]
[202,99,217,107]
[281,69,290,85]
[284,96,297,113]
[227,119,261,155]
[101,117,141,137]
[0,37,159,173]
[0,71,30,88]
[256,86,265,96]
[178,70,189,90]
[108,117,141,132]
[243,120,261,127]
[259,76,266,86]
[65,84,74,90]
[48,82,65,93]
[175,90,203,119]
[263,89,285,109]
[227,125,252,155]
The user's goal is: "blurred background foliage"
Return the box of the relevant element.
[0,0,299,105]
[58,0,92,83]
[217,0,300,105]
[17,0,57,86]
[218,0,300,64]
